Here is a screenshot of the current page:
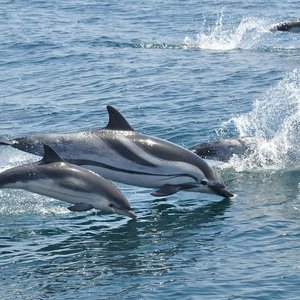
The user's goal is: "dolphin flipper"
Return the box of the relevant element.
[151,183,198,197]
[151,185,180,197]
[68,203,94,212]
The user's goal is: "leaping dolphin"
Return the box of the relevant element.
[0,145,136,218]
[190,137,265,162]
[0,106,233,198]
[270,20,300,33]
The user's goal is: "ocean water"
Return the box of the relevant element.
[0,1,300,299]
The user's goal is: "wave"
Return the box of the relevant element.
[222,69,300,171]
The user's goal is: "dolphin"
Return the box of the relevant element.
[0,145,136,218]
[189,136,265,162]
[0,106,233,198]
[270,20,300,33]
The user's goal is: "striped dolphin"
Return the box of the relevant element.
[0,106,233,198]
[0,145,136,218]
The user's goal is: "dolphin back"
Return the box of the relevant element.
[270,20,300,32]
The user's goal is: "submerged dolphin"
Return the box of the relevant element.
[270,20,300,33]
[0,106,233,198]
[0,145,136,218]
[190,136,265,162]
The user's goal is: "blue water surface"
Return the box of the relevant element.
[0,1,300,299]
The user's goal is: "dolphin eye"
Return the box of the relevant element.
[201,179,208,186]
[109,203,115,208]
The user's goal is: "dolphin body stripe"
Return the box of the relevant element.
[101,137,157,167]
[67,157,199,181]
[9,135,203,181]
[0,106,233,198]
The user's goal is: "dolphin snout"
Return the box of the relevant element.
[124,210,137,219]
[112,207,137,219]
[209,185,234,198]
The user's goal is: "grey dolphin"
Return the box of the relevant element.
[0,145,136,218]
[190,136,265,162]
[0,106,233,198]
[270,20,300,33]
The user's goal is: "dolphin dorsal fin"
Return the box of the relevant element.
[40,145,64,164]
[105,106,135,131]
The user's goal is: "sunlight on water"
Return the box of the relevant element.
[223,69,300,171]
[183,13,269,51]
[0,147,39,170]
[0,190,69,215]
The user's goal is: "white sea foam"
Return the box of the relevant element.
[183,13,269,51]
[222,69,300,171]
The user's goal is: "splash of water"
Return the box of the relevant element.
[184,13,269,51]
[224,69,300,171]
[0,146,39,171]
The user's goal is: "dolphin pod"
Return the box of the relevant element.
[0,145,136,218]
[189,136,265,162]
[270,20,300,33]
[0,106,233,198]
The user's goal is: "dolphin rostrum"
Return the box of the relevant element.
[0,106,233,198]
[190,136,265,162]
[270,20,300,33]
[0,145,136,218]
